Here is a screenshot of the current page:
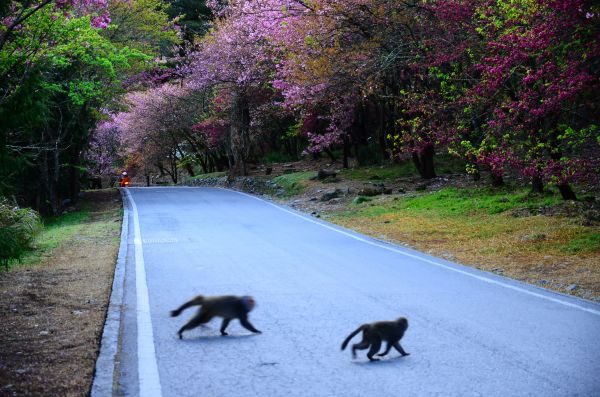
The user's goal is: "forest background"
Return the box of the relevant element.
[1,0,598,215]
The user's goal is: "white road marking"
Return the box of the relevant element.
[233,189,600,317]
[126,190,163,396]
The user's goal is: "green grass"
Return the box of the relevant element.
[339,162,415,180]
[186,171,227,181]
[339,154,466,181]
[16,202,122,267]
[17,211,91,266]
[561,233,600,253]
[346,186,563,217]
[272,171,316,197]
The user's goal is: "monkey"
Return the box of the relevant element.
[170,294,262,339]
[341,317,409,361]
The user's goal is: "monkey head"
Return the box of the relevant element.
[241,296,256,312]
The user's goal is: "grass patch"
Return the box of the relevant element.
[343,187,563,218]
[272,171,316,197]
[186,171,227,181]
[330,186,599,296]
[340,162,415,181]
[561,232,600,253]
[17,191,121,267]
[340,154,466,181]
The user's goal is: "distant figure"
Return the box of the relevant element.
[119,171,130,187]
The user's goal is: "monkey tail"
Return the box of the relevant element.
[341,325,366,351]
[170,294,205,317]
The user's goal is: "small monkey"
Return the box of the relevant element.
[170,295,262,339]
[341,317,410,361]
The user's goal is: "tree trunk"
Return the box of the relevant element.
[558,184,577,200]
[531,176,544,193]
[490,173,504,187]
[229,90,250,176]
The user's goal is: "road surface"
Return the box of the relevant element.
[93,187,600,396]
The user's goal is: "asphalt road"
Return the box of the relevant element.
[93,187,600,397]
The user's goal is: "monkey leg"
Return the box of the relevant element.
[393,342,410,356]
[177,311,213,339]
[351,336,371,359]
[366,338,382,361]
[376,342,393,357]
[239,317,262,334]
[220,318,231,336]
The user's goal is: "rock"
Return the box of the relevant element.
[537,279,549,286]
[415,183,429,191]
[39,330,49,336]
[316,169,337,180]
[358,187,381,197]
[72,310,84,316]
[320,189,342,202]
[566,284,579,292]
[440,252,456,260]
[511,208,533,217]
[490,267,504,274]
[397,187,406,194]
[309,197,318,202]
[383,220,391,224]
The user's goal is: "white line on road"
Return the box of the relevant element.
[234,190,600,317]
[126,190,163,396]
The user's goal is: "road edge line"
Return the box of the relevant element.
[231,189,600,317]
[127,189,163,396]
[91,188,129,396]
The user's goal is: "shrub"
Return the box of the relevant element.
[0,198,41,269]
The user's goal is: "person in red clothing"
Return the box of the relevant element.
[119,171,130,187]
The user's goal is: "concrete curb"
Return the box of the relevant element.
[91,189,129,396]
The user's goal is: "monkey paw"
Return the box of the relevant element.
[221,332,229,336]
[368,357,380,362]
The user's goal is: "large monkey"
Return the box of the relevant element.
[171,295,262,339]
[341,317,410,361]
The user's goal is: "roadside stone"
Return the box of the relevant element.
[537,279,549,286]
[358,187,381,197]
[320,189,342,202]
[566,284,579,292]
[415,182,429,191]
[511,208,533,217]
[491,267,504,274]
